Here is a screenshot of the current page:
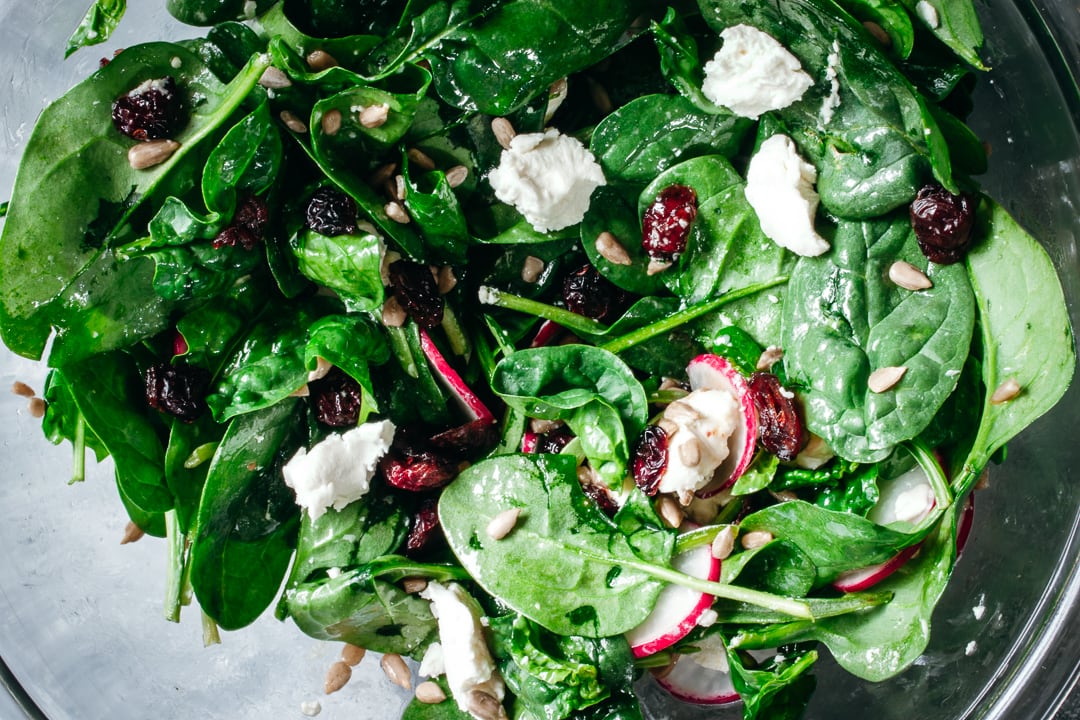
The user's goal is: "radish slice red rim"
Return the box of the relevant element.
[419,328,495,423]
[655,647,777,705]
[529,319,563,348]
[684,354,758,496]
[627,523,721,658]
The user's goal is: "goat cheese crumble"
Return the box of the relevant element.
[745,134,830,257]
[702,24,813,119]
[487,128,606,233]
[658,389,741,503]
[282,419,395,521]
[420,582,506,720]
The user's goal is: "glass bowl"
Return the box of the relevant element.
[0,0,1077,718]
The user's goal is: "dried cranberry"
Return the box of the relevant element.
[580,478,620,516]
[642,184,698,261]
[747,372,805,462]
[535,426,574,454]
[562,264,624,322]
[305,186,357,236]
[214,195,269,250]
[145,362,209,422]
[388,259,444,329]
[631,425,669,496]
[381,443,458,491]
[405,497,443,555]
[429,419,499,454]
[910,184,977,265]
[309,368,364,427]
[112,76,184,141]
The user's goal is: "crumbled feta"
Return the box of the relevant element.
[702,25,813,119]
[916,0,940,28]
[820,39,842,126]
[487,128,606,233]
[419,642,446,677]
[658,389,741,503]
[420,582,505,718]
[965,640,977,656]
[282,419,395,521]
[688,633,730,672]
[745,134,830,257]
[300,699,322,717]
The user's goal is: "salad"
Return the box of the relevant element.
[0,0,1075,718]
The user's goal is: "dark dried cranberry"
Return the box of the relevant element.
[305,186,357,236]
[562,264,624,322]
[214,195,269,250]
[309,368,364,427]
[747,372,806,462]
[536,426,574,454]
[429,419,499,454]
[381,444,459,491]
[910,184,977,265]
[112,76,184,141]
[405,497,443,555]
[631,425,669,496]
[388,259,444,329]
[145,362,209,422]
[642,184,698,260]
[580,478,620,516]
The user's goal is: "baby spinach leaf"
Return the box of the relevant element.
[66,0,126,58]
[727,646,817,720]
[0,46,270,361]
[699,0,954,218]
[190,398,305,630]
[718,539,817,598]
[899,0,986,70]
[167,0,276,26]
[403,164,471,264]
[835,0,914,59]
[491,346,648,486]
[578,187,665,297]
[291,227,385,312]
[60,351,173,515]
[439,453,667,637]
[202,100,283,214]
[959,199,1075,481]
[163,413,223,533]
[41,369,109,477]
[781,214,975,462]
[176,275,268,370]
[379,322,454,427]
[590,95,751,189]
[305,314,389,418]
[427,0,647,115]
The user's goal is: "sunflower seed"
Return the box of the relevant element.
[594,231,632,266]
[11,381,34,397]
[359,103,390,128]
[756,346,784,371]
[990,377,1022,404]
[306,49,338,71]
[646,259,672,276]
[27,397,46,418]
[445,165,469,188]
[868,365,907,393]
[521,256,545,283]
[862,20,892,47]
[679,437,702,467]
[407,147,436,171]
[381,653,412,690]
[491,117,516,150]
[415,681,447,705]
[402,577,429,594]
[320,109,342,136]
[128,139,180,169]
[710,525,736,560]
[382,296,408,327]
[657,496,684,529]
[466,690,506,720]
[486,507,522,540]
[258,66,292,89]
[324,661,352,694]
[888,260,933,291]
[120,521,145,545]
[437,266,458,295]
[340,644,366,666]
[279,110,308,134]
[384,201,411,224]
[740,530,774,550]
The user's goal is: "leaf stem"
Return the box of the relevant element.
[70,414,87,484]
[635,560,813,619]
[164,509,184,623]
[599,277,789,355]
[202,611,221,646]
[478,286,609,338]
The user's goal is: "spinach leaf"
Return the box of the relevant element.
[175,275,268,370]
[427,0,648,115]
[402,679,473,720]
[781,214,975,462]
[403,163,471,264]
[190,398,305,630]
[719,539,818,597]
[60,351,173,516]
[304,313,389,419]
[899,0,986,70]
[578,187,666,297]
[438,453,667,637]
[167,0,275,26]
[377,322,453,427]
[291,227,384,312]
[835,0,914,59]
[590,94,751,189]
[66,0,126,58]
[958,199,1075,482]
[491,346,648,487]
[699,0,954,218]
[0,46,269,361]
[727,646,817,720]
[602,297,704,378]
[41,369,108,479]
[164,413,222,533]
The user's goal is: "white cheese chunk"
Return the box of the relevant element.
[420,582,505,719]
[702,25,813,119]
[487,128,606,233]
[658,389,740,502]
[745,134,830,257]
[282,419,395,521]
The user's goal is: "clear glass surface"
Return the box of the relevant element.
[0,0,1077,719]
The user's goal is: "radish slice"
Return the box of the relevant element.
[655,647,776,705]
[833,461,946,592]
[521,432,539,453]
[419,329,495,423]
[627,525,721,658]
[684,354,758,495]
[529,319,563,348]
[956,493,975,554]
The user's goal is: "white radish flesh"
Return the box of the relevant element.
[684,354,758,495]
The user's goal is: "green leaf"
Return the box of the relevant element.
[292,227,385,312]
[190,399,304,630]
[899,0,986,69]
[781,214,975,462]
[65,0,126,58]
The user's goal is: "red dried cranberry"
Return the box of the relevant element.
[562,264,625,322]
[213,195,269,250]
[580,478,620,516]
[145,362,209,422]
[910,184,977,265]
[429,419,499,454]
[388,259,444,329]
[112,76,184,141]
[381,444,458,491]
[309,367,364,427]
[642,184,698,260]
[405,497,443,555]
[305,186,357,237]
[747,372,806,462]
[631,424,669,496]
